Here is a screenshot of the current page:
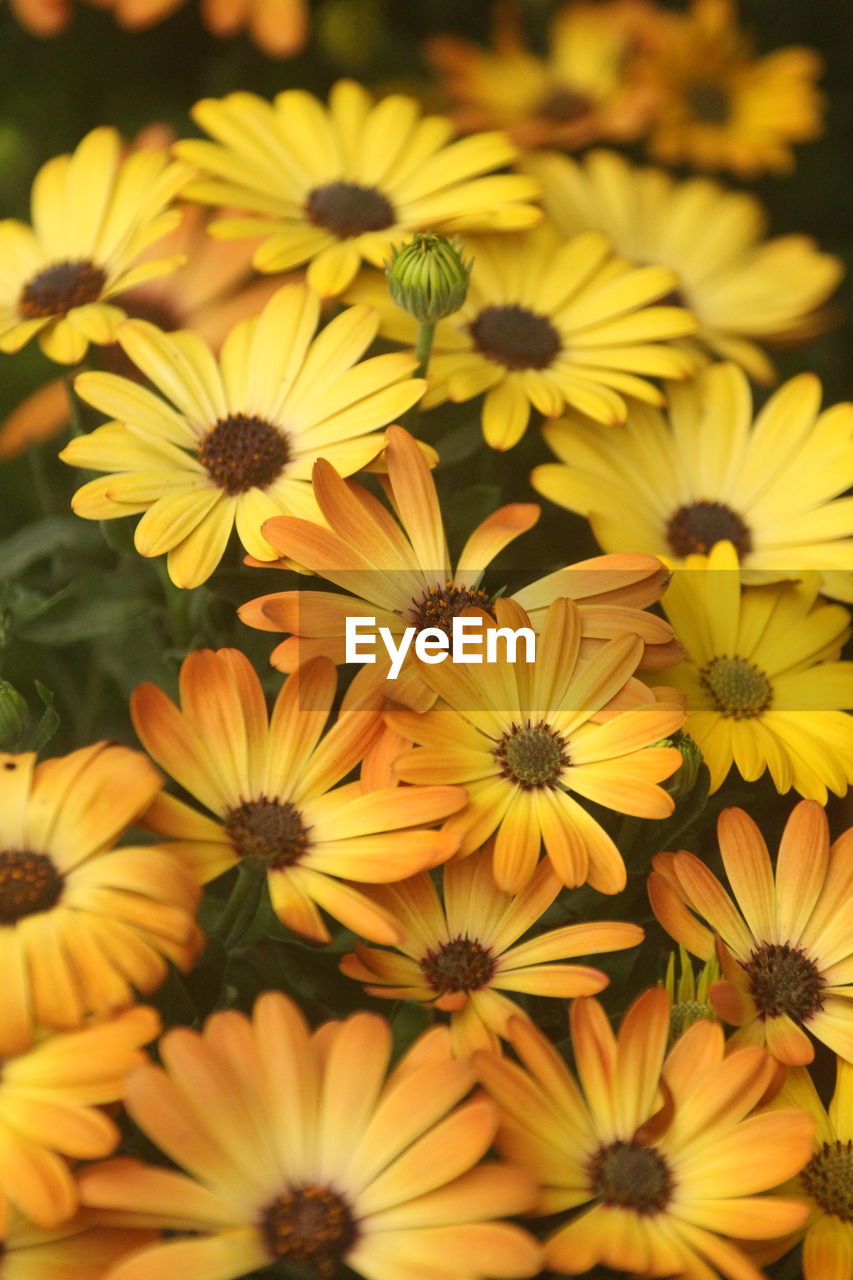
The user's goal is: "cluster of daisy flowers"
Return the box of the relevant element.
[0,2,851,1279]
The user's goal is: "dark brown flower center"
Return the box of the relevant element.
[589,1140,673,1214]
[306,181,395,240]
[699,655,772,720]
[19,259,107,319]
[224,797,311,869]
[0,849,64,924]
[686,80,732,125]
[666,501,752,558]
[198,415,290,494]
[410,582,494,637]
[420,936,496,995]
[470,305,562,371]
[494,720,570,789]
[537,86,594,124]
[801,1141,853,1222]
[744,942,825,1021]
[260,1185,358,1278]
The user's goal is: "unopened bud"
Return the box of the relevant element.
[386,232,472,323]
[662,945,720,1046]
[662,733,703,800]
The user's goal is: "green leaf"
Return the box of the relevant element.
[28,679,59,751]
[16,585,152,644]
[0,515,101,577]
[434,421,483,468]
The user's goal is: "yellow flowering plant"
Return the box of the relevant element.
[0,4,850,1277]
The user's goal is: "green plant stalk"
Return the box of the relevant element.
[215,858,267,950]
[414,318,436,379]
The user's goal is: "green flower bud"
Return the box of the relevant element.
[662,732,703,800]
[0,679,29,751]
[662,945,721,1046]
[386,233,473,323]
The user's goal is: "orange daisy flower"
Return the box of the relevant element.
[389,596,684,895]
[0,742,201,1057]
[77,992,543,1280]
[9,0,309,58]
[756,1057,853,1279]
[0,1006,159,1229]
[475,987,814,1278]
[130,648,467,944]
[340,843,643,1057]
[637,0,824,177]
[0,1209,155,1280]
[426,0,654,151]
[649,800,853,1065]
[240,424,681,709]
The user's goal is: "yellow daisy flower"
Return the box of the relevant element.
[426,0,654,151]
[533,363,853,603]
[59,283,426,588]
[652,540,853,799]
[0,1209,155,1280]
[172,78,542,297]
[474,987,813,1278]
[0,742,201,1058]
[0,127,188,365]
[130,648,467,945]
[758,1058,853,1279]
[0,198,283,461]
[346,220,697,449]
[76,992,543,1280]
[388,597,684,896]
[0,1006,159,1229]
[239,424,681,709]
[636,0,825,177]
[649,799,853,1066]
[521,148,842,383]
[340,843,643,1058]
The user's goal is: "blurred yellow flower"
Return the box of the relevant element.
[0,1007,159,1228]
[637,0,824,176]
[8,0,309,58]
[0,742,200,1057]
[426,0,654,151]
[522,148,842,383]
[77,993,542,1280]
[0,127,188,365]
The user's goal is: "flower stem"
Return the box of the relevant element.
[215,859,267,949]
[414,319,436,378]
